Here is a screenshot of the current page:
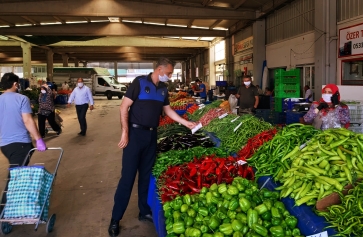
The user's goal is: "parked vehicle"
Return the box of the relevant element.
[53,67,127,100]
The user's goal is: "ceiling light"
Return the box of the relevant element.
[0,25,10,28]
[213,27,228,31]
[0,35,9,40]
[91,20,110,23]
[15,24,32,27]
[40,22,62,25]
[108,17,120,22]
[166,24,187,28]
[122,20,142,24]
[25,35,33,37]
[144,22,165,26]
[65,21,88,24]
[191,26,209,29]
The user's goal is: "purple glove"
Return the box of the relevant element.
[36,138,46,151]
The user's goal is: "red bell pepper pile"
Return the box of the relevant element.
[199,108,229,126]
[158,154,254,203]
[186,104,199,115]
[237,129,278,160]
[159,114,188,127]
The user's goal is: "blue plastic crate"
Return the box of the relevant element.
[286,111,306,124]
[175,109,187,116]
[55,94,68,104]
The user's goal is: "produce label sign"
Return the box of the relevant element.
[339,22,363,57]
[307,231,328,237]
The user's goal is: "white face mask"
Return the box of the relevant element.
[78,82,84,88]
[322,93,332,103]
[41,89,46,94]
[244,81,251,86]
[159,74,169,82]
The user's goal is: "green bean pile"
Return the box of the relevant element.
[248,124,320,179]
[188,100,222,122]
[317,182,363,237]
[203,115,273,153]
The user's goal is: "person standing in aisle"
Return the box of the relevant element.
[236,75,259,114]
[108,58,196,237]
[67,78,94,136]
[304,85,313,102]
[38,84,62,138]
[195,79,207,101]
[62,81,69,91]
[0,73,46,212]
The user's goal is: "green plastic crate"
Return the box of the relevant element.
[274,69,285,77]
[275,76,300,84]
[274,88,300,98]
[275,82,300,91]
[274,69,301,80]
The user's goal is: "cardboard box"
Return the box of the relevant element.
[316,183,355,212]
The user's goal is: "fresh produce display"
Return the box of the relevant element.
[186,104,199,115]
[169,91,188,102]
[170,98,194,110]
[248,124,320,178]
[188,101,223,122]
[157,133,215,153]
[237,129,278,159]
[203,114,273,152]
[152,147,229,178]
[57,89,72,95]
[276,128,363,206]
[158,123,191,139]
[159,114,189,127]
[198,108,229,126]
[158,155,254,202]
[317,181,363,237]
[163,177,303,237]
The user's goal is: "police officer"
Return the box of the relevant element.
[108,58,196,237]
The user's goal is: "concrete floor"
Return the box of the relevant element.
[0,97,158,237]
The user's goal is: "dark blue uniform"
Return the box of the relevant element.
[112,74,169,221]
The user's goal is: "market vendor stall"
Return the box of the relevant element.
[148,92,363,237]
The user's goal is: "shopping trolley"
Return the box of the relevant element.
[0,147,64,235]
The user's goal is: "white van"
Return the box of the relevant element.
[53,67,127,100]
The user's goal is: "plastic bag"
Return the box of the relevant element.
[228,94,238,111]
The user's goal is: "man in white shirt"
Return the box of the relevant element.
[62,81,69,90]
[304,85,313,102]
[67,78,94,136]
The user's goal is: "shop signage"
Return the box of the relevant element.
[339,22,363,57]
[239,53,253,64]
[234,36,253,53]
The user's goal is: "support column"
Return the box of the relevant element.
[252,18,266,87]
[209,46,216,86]
[181,62,186,83]
[190,58,196,81]
[74,58,79,67]
[21,42,31,80]
[225,37,234,83]
[46,50,54,82]
[315,0,337,99]
[62,54,69,67]
[114,61,118,81]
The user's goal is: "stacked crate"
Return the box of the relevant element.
[346,103,363,134]
[274,68,301,112]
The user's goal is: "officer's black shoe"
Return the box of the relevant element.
[138,213,153,223]
[108,219,120,237]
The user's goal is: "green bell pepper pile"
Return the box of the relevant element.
[163,177,303,237]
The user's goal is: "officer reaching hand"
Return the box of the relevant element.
[108,58,196,237]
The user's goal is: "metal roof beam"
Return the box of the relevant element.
[0,17,14,27]
[21,16,40,25]
[0,0,256,20]
[53,16,65,24]
[0,22,226,37]
[233,0,248,9]
[52,46,198,54]
[209,19,222,29]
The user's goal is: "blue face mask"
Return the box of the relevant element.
[159,74,169,82]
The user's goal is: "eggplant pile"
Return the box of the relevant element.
[157,133,215,153]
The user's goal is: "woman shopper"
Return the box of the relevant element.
[302,84,350,130]
[38,84,62,138]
